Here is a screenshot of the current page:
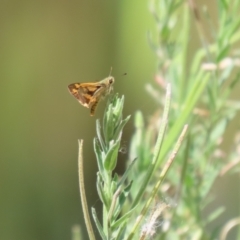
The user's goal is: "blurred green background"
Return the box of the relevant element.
[0,1,239,240]
[0,1,155,239]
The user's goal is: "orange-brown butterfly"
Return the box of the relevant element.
[68,75,115,116]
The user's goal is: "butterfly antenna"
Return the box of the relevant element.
[109,67,113,76]
[118,72,127,77]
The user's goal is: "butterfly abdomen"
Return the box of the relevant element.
[90,101,99,116]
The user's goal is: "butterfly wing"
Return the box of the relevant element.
[68,83,101,107]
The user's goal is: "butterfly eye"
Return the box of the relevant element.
[109,78,114,84]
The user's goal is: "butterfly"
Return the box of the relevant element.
[68,75,115,116]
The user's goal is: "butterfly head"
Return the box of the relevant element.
[107,76,115,85]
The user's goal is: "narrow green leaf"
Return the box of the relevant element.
[93,138,105,179]
[159,72,209,164]
[132,84,171,207]
[111,179,117,193]
[91,207,107,240]
[114,222,127,240]
[113,115,131,140]
[113,95,124,127]
[112,182,133,222]
[104,139,121,171]
[96,174,110,209]
[105,105,114,143]
[219,64,234,85]
[118,181,133,209]
[96,120,106,152]
[117,158,137,188]
[205,207,225,224]
[111,206,137,229]
[209,119,227,142]
[217,44,230,62]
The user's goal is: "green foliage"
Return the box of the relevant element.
[144,0,240,239]
[77,1,240,239]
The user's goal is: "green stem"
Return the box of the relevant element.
[131,83,171,207]
[127,125,188,240]
[78,140,96,240]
